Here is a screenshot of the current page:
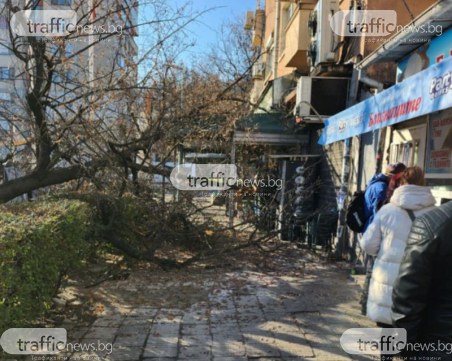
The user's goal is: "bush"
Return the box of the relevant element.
[0,199,93,329]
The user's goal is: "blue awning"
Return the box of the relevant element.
[318,56,452,145]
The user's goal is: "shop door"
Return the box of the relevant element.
[389,124,427,168]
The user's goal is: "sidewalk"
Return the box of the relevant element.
[60,249,375,361]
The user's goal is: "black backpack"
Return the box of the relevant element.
[346,190,367,233]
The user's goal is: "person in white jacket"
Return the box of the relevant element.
[359,166,436,327]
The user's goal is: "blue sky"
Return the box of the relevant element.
[138,0,257,64]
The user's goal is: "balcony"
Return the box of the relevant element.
[280,8,312,72]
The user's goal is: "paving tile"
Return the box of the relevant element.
[83,327,118,341]
[181,308,210,324]
[179,335,212,347]
[145,335,179,346]
[154,310,183,324]
[108,346,142,361]
[211,322,240,335]
[211,339,246,357]
[305,333,352,360]
[236,313,266,325]
[149,323,180,337]
[91,315,125,328]
[180,323,210,336]
[260,320,303,334]
[127,307,159,318]
[121,317,154,326]
[234,295,260,310]
[178,344,211,359]
[142,340,178,358]
[114,332,147,347]
[67,327,90,342]
[276,337,315,358]
[117,324,150,336]
[244,340,281,358]
[211,312,238,324]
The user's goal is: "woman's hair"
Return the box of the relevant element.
[400,166,426,186]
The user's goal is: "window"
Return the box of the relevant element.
[64,43,73,57]
[51,0,72,5]
[116,54,125,68]
[66,69,75,81]
[0,119,10,132]
[0,16,8,30]
[0,44,11,55]
[54,69,75,83]
[33,0,44,9]
[0,67,13,80]
[49,43,59,55]
[0,92,11,101]
[49,43,73,57]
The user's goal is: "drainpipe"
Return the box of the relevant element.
[359,69,384,92]
[273,0,281,79]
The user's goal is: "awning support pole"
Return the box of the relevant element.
[229,140,236,228]
[334,138,352,258]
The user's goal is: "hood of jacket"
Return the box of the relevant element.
[367,173,389,188]
[390,185,436,210]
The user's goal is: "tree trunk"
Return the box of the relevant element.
[0,166,84,203]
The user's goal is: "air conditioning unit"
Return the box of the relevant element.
[295,76,349,117]
[252,62,265,80]
[307,0,338,68]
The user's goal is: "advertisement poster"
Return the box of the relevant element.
[426,110,452,178]
[397,28,452,82]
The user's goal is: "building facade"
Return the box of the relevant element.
[0,0,138,194]
[244,0,445,258]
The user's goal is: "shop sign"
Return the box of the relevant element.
[319,56,452,145]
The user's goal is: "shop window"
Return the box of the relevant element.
[389,140,420,167]
[390,124,427,169]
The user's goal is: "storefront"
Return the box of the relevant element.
[319,55,452,204]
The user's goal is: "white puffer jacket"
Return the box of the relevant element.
[359,184,436,325]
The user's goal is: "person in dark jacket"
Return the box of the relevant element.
[392,201,452,360]
[363,163,406,231]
